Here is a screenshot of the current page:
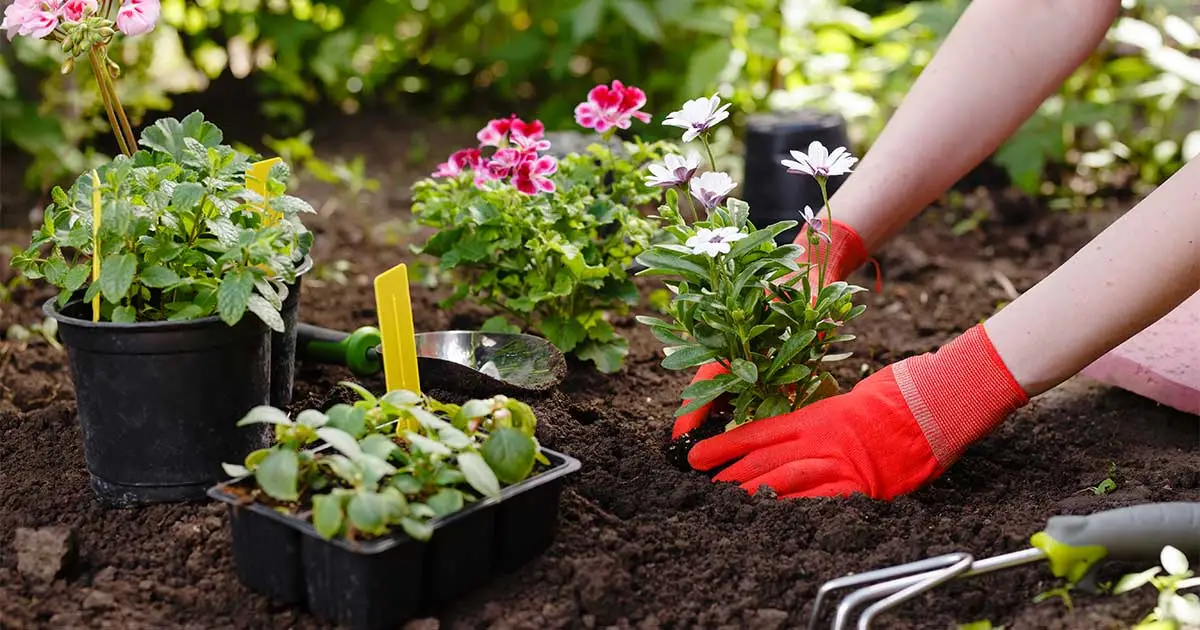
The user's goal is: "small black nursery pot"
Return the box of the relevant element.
[742,110,852,245]
[46,299,272,508]
[271,255,313,408]
[208,448,582,630]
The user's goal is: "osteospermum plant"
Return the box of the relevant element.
[635,93,868,429]
[411,80,681,373]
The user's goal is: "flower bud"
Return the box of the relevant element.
[493,408,512,423]
[60,57,75,74]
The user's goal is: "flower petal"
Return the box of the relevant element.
[1163,545,1191,577]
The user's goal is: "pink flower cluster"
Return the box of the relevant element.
[432,114,558,195]
[573,80,650,133]
[430,80,652,195]
[2,0,159,41]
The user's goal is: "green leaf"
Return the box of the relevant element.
[391,474,423,495]
[359,434,399,460]
[238,405,292,426]
[576,339,628,374]
[295,409,328,428]
[400,516,434,541]
[480,316,521,334]
[43,258,68,285]
[140,266,180,289]
[217,269,254,326]
[611,0,661,40]
[727,222,796,259]
[729,358,758,384]
[767,330,817,378]
[312,494,346,539]
[635,247,708,282]
[316,427,364,461]
[541,316,587,353]
[63,264,91,293]
[255,449,299,502]
[99,253,136,304]
[426,488,465,517]
[572,0,606,41]
[111,306,136,323]
[246,293,285,333]
[406,431,452,456]
[661,344,721,370]
[755,395,792,420]
[346,492,390,535]
[770,363,812,386]
[676,373,738,416]
[458,451,501,497]
[172,182,205,212]
[481,428,537,485]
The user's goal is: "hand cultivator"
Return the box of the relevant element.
[808,502,1200,630]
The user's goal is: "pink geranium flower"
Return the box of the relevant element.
[574,80,651,133]
[115,0,159,36]
[2,0,60,40]
[485,148,526,181]
[431,148,481,178]
[477,115,545,147]
[513,156,557,195]
[60,0,97,22]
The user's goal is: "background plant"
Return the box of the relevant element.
[11,111,314,329]
[411,90,677,373]
[4,0,1195,214]
[1112,544,1200,629]
[225,382,545,542]
[636,96,865,428]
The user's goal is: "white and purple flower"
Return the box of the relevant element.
[662,93,731,143]
[685,226,747,258]
[688,171,736,210]
[781,141,857,179]
[645,153,701,188]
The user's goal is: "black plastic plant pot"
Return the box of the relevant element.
[272,255,313,408]
[742,110,852,245]
[44,298,272,508]
[207,447,582,630]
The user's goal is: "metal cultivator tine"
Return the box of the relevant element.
[807,552,975,630]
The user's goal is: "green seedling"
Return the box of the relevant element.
[1077,463,1120,496]
[224,383,545,542]
[1113,545,1200,629]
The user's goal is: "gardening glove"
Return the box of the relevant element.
[686,325,1029,500]
[671,219,874,439]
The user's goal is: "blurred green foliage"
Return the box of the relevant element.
[1,0,1197,204]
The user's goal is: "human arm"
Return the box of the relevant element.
[687,157,1200,498]
[822,0,1123,254]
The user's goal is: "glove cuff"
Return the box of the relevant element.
[795,218,869,283]
[892,324,1029,467]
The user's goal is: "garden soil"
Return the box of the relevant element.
[1,120,1198,630]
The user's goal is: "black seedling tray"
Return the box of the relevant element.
[207,447,581,630]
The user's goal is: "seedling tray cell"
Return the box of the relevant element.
[208,447,581,630]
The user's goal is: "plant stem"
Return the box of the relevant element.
[700,135,718,172]
[99,50,138,153]
[88,49,130,157]
[683,187,700,223]
[817,177,831,290]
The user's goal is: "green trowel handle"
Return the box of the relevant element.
[295,323,383,377]
[1033,502,1200,581]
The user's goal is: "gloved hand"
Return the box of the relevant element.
[686,325,1028,499]
[671,219,871,439]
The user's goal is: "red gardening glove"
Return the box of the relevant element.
[686,325,1028,499]
[671,219,873,439]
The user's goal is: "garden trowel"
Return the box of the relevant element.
[296,266,566,394]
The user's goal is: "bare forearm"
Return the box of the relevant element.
[829,0,1121,250]
[985,157,1200,396]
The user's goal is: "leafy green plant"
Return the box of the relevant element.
[1077,462,1120,496]
[224,382,546,542]
[636,93,866,429]
[412,84,676,373]
[1113,545,1200,629]
[11,111,313,330]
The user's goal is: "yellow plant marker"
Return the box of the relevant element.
[374,263,421,394]
[247,157,282,226]
[90,170,102,322]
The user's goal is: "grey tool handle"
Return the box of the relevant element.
[1043,502,1200,560]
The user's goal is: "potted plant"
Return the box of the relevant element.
[208,383,580,630]
[633,92,868,456]
[410,81,682,373]
[5,1,317,504]
[10,110,314,506]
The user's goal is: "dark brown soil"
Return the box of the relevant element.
[1,117,1197,630]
